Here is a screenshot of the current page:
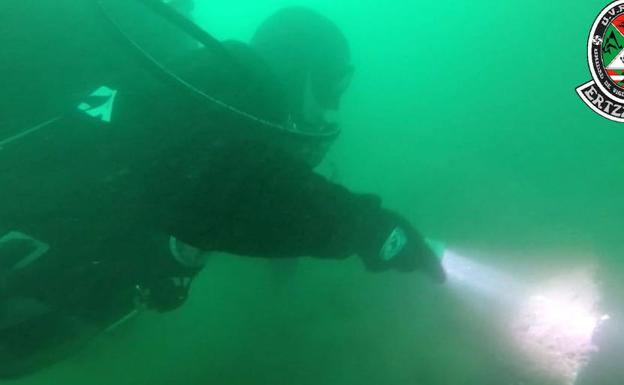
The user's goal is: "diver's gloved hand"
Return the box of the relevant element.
[357,210,446,283]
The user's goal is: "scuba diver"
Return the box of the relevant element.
[0,0,445,378]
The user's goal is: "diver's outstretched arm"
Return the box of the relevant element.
[165,140,444,282]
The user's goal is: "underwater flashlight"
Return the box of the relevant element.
[425,239,610,385]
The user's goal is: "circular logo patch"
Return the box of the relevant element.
[577,1,624,122]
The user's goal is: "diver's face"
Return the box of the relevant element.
[281,64,352,168]
[314,64,354,109]
[302,65,354,127]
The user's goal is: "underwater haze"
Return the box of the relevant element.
[3,0,624,384]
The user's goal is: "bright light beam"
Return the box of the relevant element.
[438,247,610,385]
[441,249,523,303]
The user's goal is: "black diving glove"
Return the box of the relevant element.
[357,210,446,283]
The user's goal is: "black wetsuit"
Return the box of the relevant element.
[2,41,391,311]
[0,2,404,376]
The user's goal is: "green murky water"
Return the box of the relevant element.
[2,1,623,384]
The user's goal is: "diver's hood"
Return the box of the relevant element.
[250,7,353,135]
